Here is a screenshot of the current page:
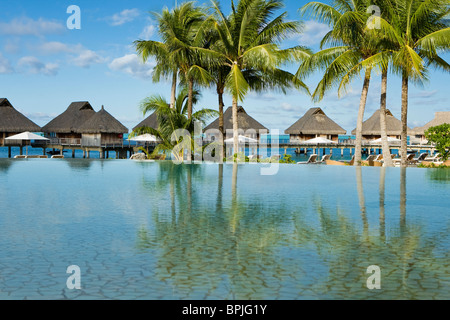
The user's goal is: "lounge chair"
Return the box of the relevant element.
[410,152,428,164]
[14,155,27,159]
[248,154,261,162]
[425,153,441,162]
[361,154,377,166]
[297,154,318,164]
[317,154,332,163]
[392,153,415,166]
[334,155,355,166]
[25,155,40,159]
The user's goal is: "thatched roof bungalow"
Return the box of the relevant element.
[351,109,408,140]
[133,112,158,131]
[204,106,269,141]
[285,107,346,142]
[410,111,450,144]
[77,106,128,147]
[41,101,96,141]
[0,98,41,146]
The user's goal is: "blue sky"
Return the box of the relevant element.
[0,0,448,133]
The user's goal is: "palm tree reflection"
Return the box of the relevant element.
[136,163,449,299]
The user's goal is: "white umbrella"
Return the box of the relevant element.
[5,132,49,141]
[303,137,337,144]
[224,135,258,144]
[5,132,49,156]
[370,137,401,145]
[129,133,160,142]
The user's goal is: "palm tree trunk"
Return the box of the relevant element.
[354,68,372,165]
[380,69,393,167]
[218,88,225,161]
[186,77,194,163]
[170,71,177,109]
[400,71,408,167]
[379,167,386,242]
[187,77,194,119]
[232,96,239,158]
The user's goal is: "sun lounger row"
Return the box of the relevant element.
[297,154,332,164]
[13,155,64,159]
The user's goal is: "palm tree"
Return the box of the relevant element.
[135,2,210,113]
[375,0,450,166]
[131,87,218,161]
[298,0,382,166]
[199,0,310,154]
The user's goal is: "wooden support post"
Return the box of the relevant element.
[20,147,23,155]
[106,151,109,159]
[60,148,63,156]
[43,148,46,156]
[8,146,12,158]
[83,150,86,158]
[341,148,344,157]
[87,150,90,159]
[72,149,75,158]
[99,150,104,159]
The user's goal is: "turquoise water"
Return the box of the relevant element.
[0,159,449,300]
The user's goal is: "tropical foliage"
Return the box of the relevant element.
[425,123,450,161]
[130,87,218,161]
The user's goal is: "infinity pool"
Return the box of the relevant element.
[0,159,448,300]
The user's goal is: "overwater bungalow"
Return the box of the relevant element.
[351,109,407,141]
[203,106,269,141]
[0,98,41,147]
[133,112,158,132]
[410,111,450,144]
[285,107,346,142]
[41,101,96,144]
[77,106,128,147]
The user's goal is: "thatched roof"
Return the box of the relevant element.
[77,106,128,134]
[41,101,95,133]
[0,98,41,133]
[285,107,346,135]
[133,112,158,131]
[204,106,268,133]
[410,111,450,135]
[351,109,407,135]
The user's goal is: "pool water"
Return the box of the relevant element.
[0,159,448,300]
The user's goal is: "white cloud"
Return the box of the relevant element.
[38,41,78,55]
[279,102,299,112]
[108,54,155,79]
[297,20,331,46]
[0,17,65,36]
[0,53,14,74]
[139,24,156,39]
[108,53,155,79]
[108,9,140,26]
[72,50,105,68]
[18,56,59,76]
[4,39,21,54]
[35,42,105,68]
